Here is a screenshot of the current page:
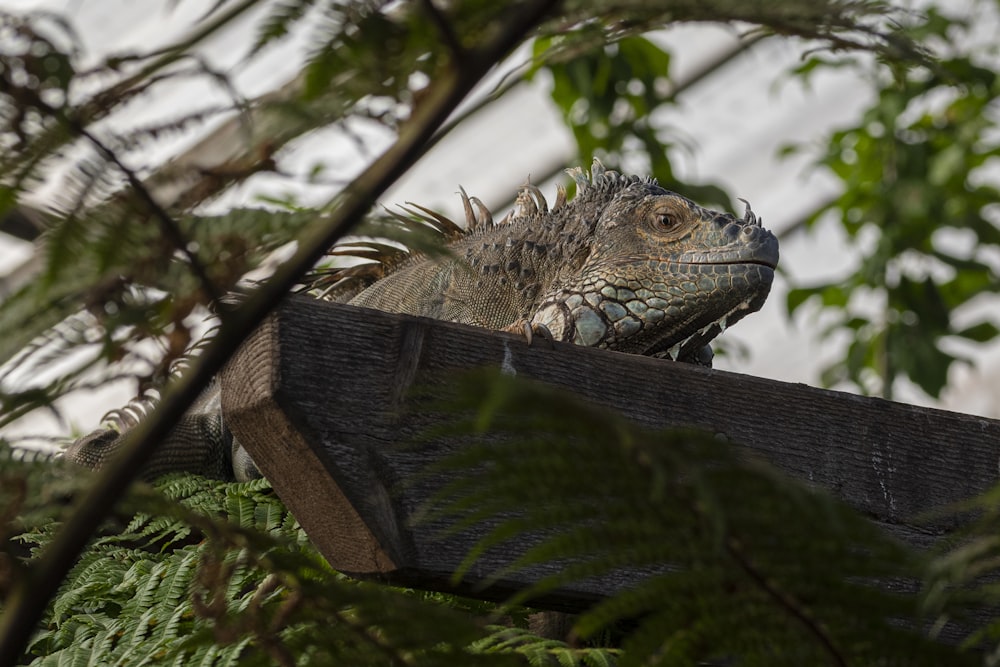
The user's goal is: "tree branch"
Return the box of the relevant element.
[420,0,465,59]
[0,0,559,661]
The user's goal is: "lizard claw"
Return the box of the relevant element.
[503,319,555,348]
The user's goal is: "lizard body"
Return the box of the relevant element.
[67,160,778,480]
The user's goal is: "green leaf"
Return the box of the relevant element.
[786,287,820,314]
[954,321,1000,343]
[777,6,1000,400]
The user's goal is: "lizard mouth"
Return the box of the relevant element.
[621,254,778,273]
[705,258,777,269]
[668,234,780,270]
[649,295,764,361]
[674,256,778,271]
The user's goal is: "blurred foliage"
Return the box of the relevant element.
[528,34,734,209]
[2,370,993,666]
[923,482,1000,662]
[784,6,1000,399]
[422,371,982,665]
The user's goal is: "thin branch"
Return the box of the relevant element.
[419,0,465,59]
[428,62,530,149]
[75,126,222,304]
[0,0,559,661]
[106,0,261,90]
[726,536,848,667]
[776,193,839,240]
[0,69,223,304]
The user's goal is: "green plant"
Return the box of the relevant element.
[0,1,980,664]
[785,6,1000,399]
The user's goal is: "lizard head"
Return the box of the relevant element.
[532,161,778,362]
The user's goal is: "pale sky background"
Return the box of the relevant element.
[1,0,998,447]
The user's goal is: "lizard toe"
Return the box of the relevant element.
[503,320,554,348]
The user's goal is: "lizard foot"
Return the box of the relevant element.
[503,320,555,347]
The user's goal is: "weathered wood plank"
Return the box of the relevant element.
[220,295,1000,606]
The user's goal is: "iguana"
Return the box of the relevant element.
[66,159,778,481]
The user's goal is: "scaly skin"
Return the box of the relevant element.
[349,160,777,363]
[66,160,778,480]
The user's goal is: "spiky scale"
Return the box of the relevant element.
[343,159,778,364]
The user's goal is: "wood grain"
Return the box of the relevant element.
[220,295,1000,606]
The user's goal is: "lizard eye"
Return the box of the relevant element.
[652,212,682,233]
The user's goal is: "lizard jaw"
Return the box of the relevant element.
[653,295,762,362]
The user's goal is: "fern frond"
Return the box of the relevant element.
[920,483,1000,651]
[12,469,530,666]
[420,371,976,666]
[251,0,320,54]
[50,550,132,621]
[474,626,621,667]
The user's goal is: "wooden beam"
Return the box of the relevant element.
[220,296,1000,607]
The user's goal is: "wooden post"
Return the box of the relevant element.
[220,295,1000,607]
